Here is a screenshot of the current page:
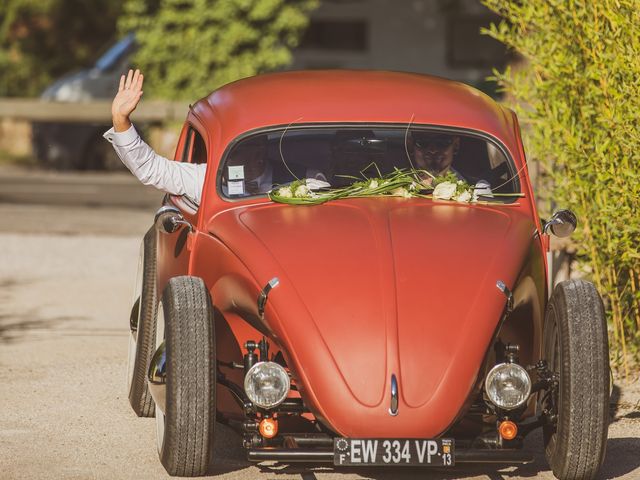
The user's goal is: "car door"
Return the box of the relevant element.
[156,125,208,295]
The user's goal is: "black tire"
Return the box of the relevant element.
[157,276,216,477]
[127,227,158,417]
[542,279,609,480]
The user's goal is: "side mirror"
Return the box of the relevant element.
[543,209,577,237]
[154,205,192,234]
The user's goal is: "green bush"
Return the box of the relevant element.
[482,0,640,374]
[119,0,318,100]
[0,0,124,96]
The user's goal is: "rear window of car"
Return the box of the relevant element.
[218,125,519,199]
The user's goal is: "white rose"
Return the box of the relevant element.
[277,186,292,198]
[392,187,412,198]
[454,190,472,203]
[432,181,456,200]
[294,185,310,197]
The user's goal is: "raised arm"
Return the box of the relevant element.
[104,69,205,204]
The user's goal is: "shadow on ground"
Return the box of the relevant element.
[600,437,640,479]
[205,424,252,476]
[243,428,552,480]
[247,423,639,480]
[0,277,86,344]
[0,311,85,344]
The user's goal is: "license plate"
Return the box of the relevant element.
[333,438,454,466]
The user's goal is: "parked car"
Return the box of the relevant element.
[126,70,609,479]
[32,33,136,170]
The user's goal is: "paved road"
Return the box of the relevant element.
[0,165,161,210]
[0,166,162,236]
[1,165,638,480]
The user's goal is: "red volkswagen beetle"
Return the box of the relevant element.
[126,71,609,479]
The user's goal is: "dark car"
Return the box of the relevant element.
[32,33,135,170]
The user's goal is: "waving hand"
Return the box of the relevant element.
[111,69,144,132]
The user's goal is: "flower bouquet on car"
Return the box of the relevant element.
[268,167,524,206]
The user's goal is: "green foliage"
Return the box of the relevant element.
[0,0,124,96]
[432,171,462,188]
[482,0,640,372]
[119,0,318,100]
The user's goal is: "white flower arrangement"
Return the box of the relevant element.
[294,184,310,198]
[277,186,293,198]
[454,190,472,203]
[391,187,412,198]
[432,181,457,200]
[433,174,480,204]
[268,169,523,206]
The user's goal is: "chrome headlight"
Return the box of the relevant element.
[485,363,532,410]
[244,361,290,409]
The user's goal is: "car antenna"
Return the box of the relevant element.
[278,117,303,181]
[403,113,417,173]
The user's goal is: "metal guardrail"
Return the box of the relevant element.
[0,98,189,123]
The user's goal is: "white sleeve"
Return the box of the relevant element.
[103,125,206,205]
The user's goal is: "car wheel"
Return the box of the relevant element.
[155,276,216,477]
[542,279,609,480]
[126,227,158,417]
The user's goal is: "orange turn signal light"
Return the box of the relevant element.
[498,420,518,440]
[259,417,278,439]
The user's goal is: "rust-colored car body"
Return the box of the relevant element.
[156,71,547,440]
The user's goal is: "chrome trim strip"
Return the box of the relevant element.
[389,374,399,416]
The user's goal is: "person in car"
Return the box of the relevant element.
[411,132,460,180]
[103,69,207,204]
[409,131,492,195]
[104,69,328,203]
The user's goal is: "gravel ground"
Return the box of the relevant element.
[0,231,638,480]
